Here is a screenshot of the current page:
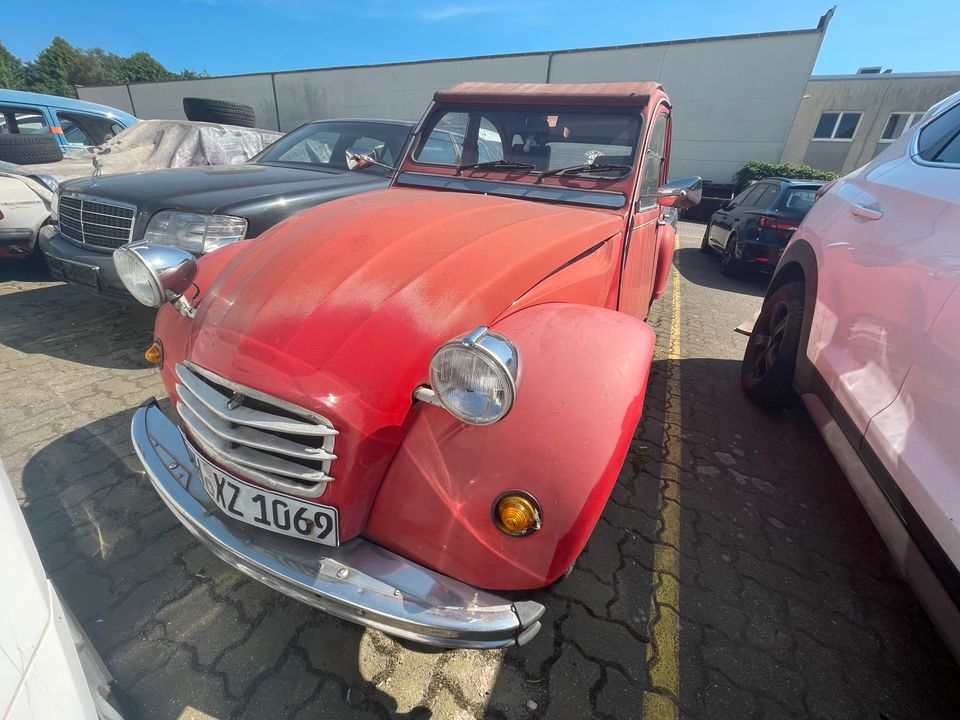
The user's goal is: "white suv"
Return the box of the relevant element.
[741,91,960,659]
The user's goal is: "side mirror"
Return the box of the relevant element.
[345,147,376,171]
[657,176,702,209]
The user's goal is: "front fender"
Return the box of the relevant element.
[364,303,656,590]
[652,222,676,300]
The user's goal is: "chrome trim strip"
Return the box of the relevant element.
[177,396,337,462]
[175,364,337,437]
[177,402,332,483]
[131,401,543,648]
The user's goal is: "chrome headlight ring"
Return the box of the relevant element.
[427,326,519,425]
[114,241,198,309]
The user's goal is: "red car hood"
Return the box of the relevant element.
[184,187,622,533]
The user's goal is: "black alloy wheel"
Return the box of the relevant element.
[741,280,805,407]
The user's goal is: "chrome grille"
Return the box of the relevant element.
[59,193,136,249]
[175,363,338,497]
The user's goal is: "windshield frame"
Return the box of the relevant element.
[403,104,645,195]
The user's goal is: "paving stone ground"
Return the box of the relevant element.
[1,224,958,719]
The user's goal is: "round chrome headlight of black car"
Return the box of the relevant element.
[114,242,198,308]
[428,327,519,425]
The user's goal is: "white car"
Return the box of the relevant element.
[741,90,960,659]
[0,168,57,259]
[0,459,124,719]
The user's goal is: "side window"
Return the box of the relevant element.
[750,184,780,210]
[416,112,468,165]
[917,102,960,165]
[637,112,668,210]
[0,107,49,134]
[731,184,761,208]
[56,111,122,146]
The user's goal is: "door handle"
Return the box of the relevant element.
[849,203,883,221]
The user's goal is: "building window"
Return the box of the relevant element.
[879,112,924,142]
[812,111,862,141]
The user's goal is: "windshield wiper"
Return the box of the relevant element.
[455,159,538,176]
[536,163,632,182]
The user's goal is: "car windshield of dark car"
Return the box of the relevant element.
[256,121,411,175]
[412,109,642,180]
[775,188,818,214]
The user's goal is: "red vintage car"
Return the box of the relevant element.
[117,82,700,648]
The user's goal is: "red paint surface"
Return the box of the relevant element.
[365,303,655,588]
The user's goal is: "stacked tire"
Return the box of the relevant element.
[182,98,257,128]
[0,134,64,165]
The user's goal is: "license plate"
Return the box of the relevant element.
[190,447,339,546]
[49,256,100,289]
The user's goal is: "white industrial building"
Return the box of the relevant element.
[77,10,835,186]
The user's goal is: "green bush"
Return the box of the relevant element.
[733,161,837,193]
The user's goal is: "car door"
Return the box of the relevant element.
[805,98,960,435]
[619,105,669,319]
[859,101,960,585]
[710,183,761,249]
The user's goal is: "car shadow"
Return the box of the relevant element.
[0,282,156,370]
[0,252,52,282]
[674,247,768,298]
[19,405,432,720]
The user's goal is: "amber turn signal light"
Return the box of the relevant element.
[493,492,541,536]
[144,340,164,366]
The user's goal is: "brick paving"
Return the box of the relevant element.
[0,225,958,719]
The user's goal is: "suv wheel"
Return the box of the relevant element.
[720,235,740,276]
[700,225,712,253]
[741,280,804,407]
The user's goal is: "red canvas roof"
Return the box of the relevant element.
[433,82,662,108]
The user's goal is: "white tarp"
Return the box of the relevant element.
[0,119,284,205]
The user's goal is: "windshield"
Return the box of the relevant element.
[412,109,643,179]
[256,120,412,175]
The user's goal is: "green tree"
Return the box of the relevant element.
[0,41,24,89]
[22,36,81,97]
[2,36,203,98]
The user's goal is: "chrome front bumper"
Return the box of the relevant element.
[131,400,544,649]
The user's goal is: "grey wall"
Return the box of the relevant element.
[781,72,960,174]
[78,20,829,184]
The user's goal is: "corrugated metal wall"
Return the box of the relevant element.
[78,24,828,183]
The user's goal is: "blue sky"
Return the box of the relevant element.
[2,1,957,78]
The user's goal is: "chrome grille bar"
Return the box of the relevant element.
[176,364,337,437]
[175,362,337,497]
[58,192,135,249]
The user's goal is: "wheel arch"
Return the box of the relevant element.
[767,238,819,392]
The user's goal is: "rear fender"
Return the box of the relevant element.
[364,302,656,590]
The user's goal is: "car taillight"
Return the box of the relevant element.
[760,216,798,233]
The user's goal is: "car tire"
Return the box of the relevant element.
[720,235,740,276]
[0,134,64,165]
[700,225,713,253]
[741,280,804,408]
[182,98,257,128]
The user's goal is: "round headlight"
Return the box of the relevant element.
[428,327,518,425]
[114,242,198,308]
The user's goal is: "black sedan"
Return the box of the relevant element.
[40,118,414,300]
[700,177,823,276]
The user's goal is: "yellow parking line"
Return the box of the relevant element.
[643,236,683,720]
